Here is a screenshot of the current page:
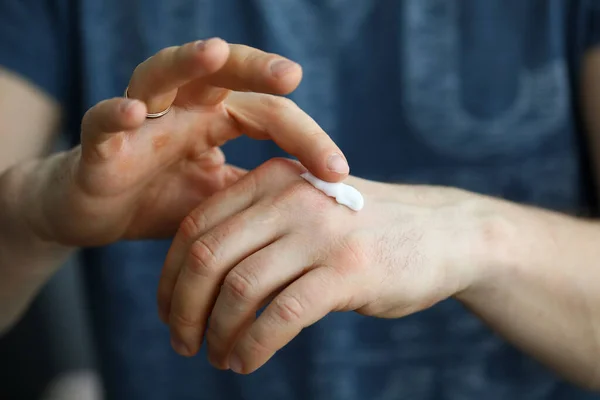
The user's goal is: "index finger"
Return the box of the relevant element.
[179,43,303,106]
[127,38,230,114]
[224,92,350,183]
[127,39,303,113]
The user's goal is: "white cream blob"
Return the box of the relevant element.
[301,172,364,212]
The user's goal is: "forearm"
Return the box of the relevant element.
[457,198,600,390]
[0,157,73,334]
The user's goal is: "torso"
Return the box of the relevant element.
[73,1,597,399]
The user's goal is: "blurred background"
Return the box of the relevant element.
[0,255,102,400]
[2,1,600,399]
[0,137,102,400]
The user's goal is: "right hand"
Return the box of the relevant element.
[19,38,349,247]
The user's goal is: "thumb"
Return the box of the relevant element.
[80,97,147,162]
[223,92,349,183]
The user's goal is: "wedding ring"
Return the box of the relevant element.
[124,87,172,119]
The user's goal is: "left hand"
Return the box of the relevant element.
[158,158,490,373]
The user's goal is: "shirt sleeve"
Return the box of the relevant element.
[0,0,69,104]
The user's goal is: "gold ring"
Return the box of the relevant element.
[124,87,172,119]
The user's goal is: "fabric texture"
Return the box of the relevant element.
[1,1,600,399]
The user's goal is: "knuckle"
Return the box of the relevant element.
[187,236,219,278]
[262,157,293,170]
[263,53,281,66]
[332,235,370,274]
[80,112,95,136]
[255,200,285,224]
[155,46,176,60]
[244,328,273,357]
[179,215,199,242]
[129,64,151,92]
[257,158,298,179]
[145,69,164,89]
[222,269,258,303]
[306,130,323,138]
[179,212,208,242]
[82,100,109,130]
[309,213,337,237]
[96,98,117,112]
[259,95,296,115]
[87,138,122,164]
[176,44,200,73]
[171,311,201,330]
[238,48,260,68]
[135,48,176,87]
[293,180,321,202]
[272,294,305,324]
[292,181,333,215]
[261,179,335,230]
[205,313,234,349]
[271,180,313,209]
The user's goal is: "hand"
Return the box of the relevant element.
[23,38,349,247]
[159,158,490,373]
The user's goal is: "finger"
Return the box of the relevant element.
[211,44,302,95]
[228,267,347,374]
[224,92,349,183]
[177,44,302,106]
[168,203,286,357]
[226,165,248,183]
[128,38,230,113]
[80,97,147,162]
[157,158,300,323]
[207,288,282,365]
[157,172,258,323]
[206,235,314,369]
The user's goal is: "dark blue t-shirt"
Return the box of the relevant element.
[2,1,600,399]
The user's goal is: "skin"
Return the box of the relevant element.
[157,48,600,390]
[159,158,479,359]
[160,159,600,390]
[30,38,349,246]
[0,38,349,333]
[1,37,600,392]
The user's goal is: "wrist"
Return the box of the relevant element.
[452,194,521,304]
[371,182,513,303]
[0,158,74,333]
[0,155,74,251]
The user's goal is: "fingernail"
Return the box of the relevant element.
[171,337,190,356]
[120,99,137,113]
[229,354,243,374]
[327,153,350,174]
[270,60,297,78]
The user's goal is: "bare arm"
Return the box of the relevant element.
[0,67,73,334]
[153,48,600,384]
[454,47,600,390]
[0,68,61,166]
[0,39,349,335]
[455,201,600,390]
